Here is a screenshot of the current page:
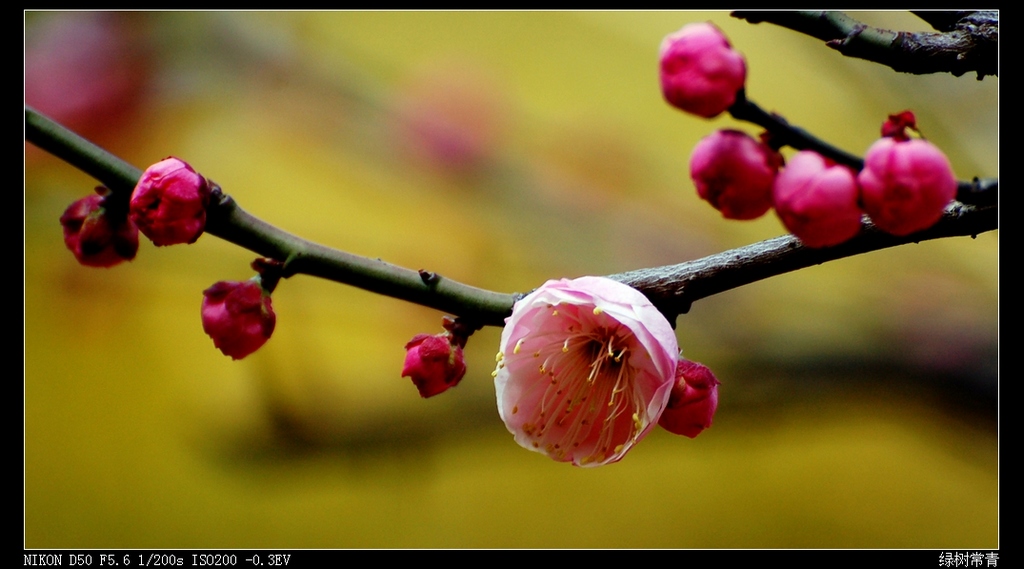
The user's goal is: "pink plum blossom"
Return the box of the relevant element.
[690,129,781,220]
[493,276,679,467]
[658,358,720,438]
[201,280,276,360]
[402,333,467,398]
[772,151,863,248]
[129,157,211,246]
[858,136,957,236]
[60,191,138,268]
[660,22,746,118]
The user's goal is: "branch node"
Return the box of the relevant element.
[419,269,441,286]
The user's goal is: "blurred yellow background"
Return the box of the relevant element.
[25,11,997,548]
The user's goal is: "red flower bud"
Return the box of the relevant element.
[59,192,138,267]
[129,157,211,246]
[690,129,780,220]
[660,22,746,119]
[658,358,720,438]
[402,333,466,398]
[201,280,276,360]
[772,151,863,248]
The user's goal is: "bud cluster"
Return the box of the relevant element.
[660,22,958,247]
[59,157,281,361]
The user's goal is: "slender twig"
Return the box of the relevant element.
[732,10,998,79]
[26,106,516,326]
[25,106,998,328]
[728,90,864,170]
[25,105,142,196]
[727,94,998,207]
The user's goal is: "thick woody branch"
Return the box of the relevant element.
[732,11,998,79]
[609,203,996,321]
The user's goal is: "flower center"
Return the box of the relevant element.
[504,322,645,465]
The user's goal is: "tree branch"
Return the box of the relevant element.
[26,106,997,330]
[610,202,996,321]
[910,11,977,32]
[727,94,997,207]
[26,106,517,327]
[728,90,864,170]
[731,10,998,79]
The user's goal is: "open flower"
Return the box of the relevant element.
[658,358,720,438]
[402,333,467,398]
[201,279,276,360]
[494,276,679,467]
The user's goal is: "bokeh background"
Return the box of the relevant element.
[25,11,997,548]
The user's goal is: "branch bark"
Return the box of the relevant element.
[732,10,998,79]
[609,203,996,321]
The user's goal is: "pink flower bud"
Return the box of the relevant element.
[658,358,720,438]
[59,191,138,267]
[690,129,780,220]
[858,137,957,236]
[660,22,746,119]
[201,280,276,360]
[129,157,211,246]
[494,276,679,467]
[402,333,467,398]
[772,151,863,248]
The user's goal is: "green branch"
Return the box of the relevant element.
[26,105,997,328]
[26,106,516,327]
[25,105,142,195]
